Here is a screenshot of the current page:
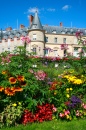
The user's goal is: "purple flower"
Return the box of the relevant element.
[71,96,81,104]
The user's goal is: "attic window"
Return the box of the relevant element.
[61,31,65,34]
[71,29,73,32]
[33,24,37,28]
[52,30,56,33]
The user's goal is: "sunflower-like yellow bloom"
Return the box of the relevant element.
[73,79,83,85]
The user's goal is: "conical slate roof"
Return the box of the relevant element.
[30,11,43,30]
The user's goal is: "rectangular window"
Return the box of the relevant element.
[73,47,79,57]
[54,50,58,57]
[64,50,67,57]
[74,47,78,51]
[33,34,37,40]
[54,38,57,43]
[45,49,48,56]
[46,37,48,42]
[8,47,10,51]
[33,48,36,54]
[2,48,4,52]
[63,38,66,43]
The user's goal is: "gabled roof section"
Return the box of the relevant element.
[30,11,43,30]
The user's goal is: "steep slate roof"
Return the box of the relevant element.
[43,25,86,35]
[29,11,43,30]
[0,27,28,41]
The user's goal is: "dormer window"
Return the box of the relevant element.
[52,30,56,33]
[33,24,37,28]
[61,31,65,34]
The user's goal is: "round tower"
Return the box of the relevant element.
[28,11,45,56]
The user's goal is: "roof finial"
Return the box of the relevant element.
[35,7,38,13]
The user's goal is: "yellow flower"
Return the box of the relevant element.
[18,102,21,105]
[12,103,17,107]
[17,75,24,82]
[52,116,56,119]
[0,87,4,92]
[66,115,70,119]
[66,88,69,92]
[69,117,72,120]
[54,90,57,95]
[70,88,73,91]
[2,70,7,74]
[66,94,70,98]
[73,79,83,85]
[54,92,57,95]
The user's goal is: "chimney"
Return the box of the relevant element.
[20,24,25,29]
[6,27,12,31]
[29,15,34,25]
[60,22,63,27]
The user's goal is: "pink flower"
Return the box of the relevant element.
[52,106,57,112]
[28,69,34,74]
[59,113,65,118]
[82,103,86,109]
[76,31,83,38]
[64,110,70,116]
[61,44,68,50]
[76,110,80,117]
[34,70,47,80]
[21,36,31,44]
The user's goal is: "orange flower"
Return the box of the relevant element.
[2,70,7,75]
[14,87,23,92]
[50,81,57,90]
[17,75,24,82]
[4,87,15,96]
[0,86,4,92]
[9,77,17,84]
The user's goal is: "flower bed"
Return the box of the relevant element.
[0,37,86,128]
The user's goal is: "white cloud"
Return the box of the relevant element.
[28,7,39,13]
[62,5,71,11]
[47,8,56,12]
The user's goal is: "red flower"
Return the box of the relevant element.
[14,87,23,92]
[4,87,15,96]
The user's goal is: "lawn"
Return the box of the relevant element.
[1,119,86,130]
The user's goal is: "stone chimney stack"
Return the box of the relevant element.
[20,24,25,29]
[60,22,63,26]
[29,15,34,25]
[6,27,12,31]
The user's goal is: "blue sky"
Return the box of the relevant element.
[0,0,86,30]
